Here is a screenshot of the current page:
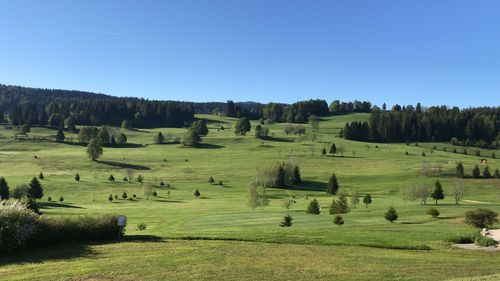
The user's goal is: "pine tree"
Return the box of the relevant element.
[218,180,223,186]
[276,165,286,188]
[108,175,115,182]
[333,215,344,227]
[472,165,481,178]
[363,194,372,208]
[292,166,302,184]
[329,193,349,214]
[0,176,9,200]
[456,162,464,178]
[137,175,144,183]
[122,192,128,199]
[59,196,64,202]
[208,176,215,184]
[280,214,293,227]
[154,132,165,144]
[28,177,43,201]
[385,206,398,223]
[56,129,65,142]
[306,198,321,214]
[431,180,445,204]
[193,189,201,197]
[329,143,337,154]
[75,173,80,181]
[483,166,491,178]
[39,172,44,180]
[108,194,113,202]
[494,168,500,179]
[326,173,339,195]
[321,147,326,155]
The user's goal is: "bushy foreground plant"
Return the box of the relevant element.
[0,201,124,253]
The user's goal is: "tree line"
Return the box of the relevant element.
[343,104,500,148]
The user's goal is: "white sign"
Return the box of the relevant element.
[117,215,127,227]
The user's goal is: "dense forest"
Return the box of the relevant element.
[0,84,195,128]
[343,104,500,148]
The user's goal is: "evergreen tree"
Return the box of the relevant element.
[385,206,398,223]
[137,175,144,183]
[292,166,302,184]
[86,138,103,160]
[110,135,116,145]
[431,180,445,204]
[306,198,321,214]
[234,117,251,135]
[28,177,43,201]
[182,129,201,146]
[363,194,372,208]
[276,165,286,187]
[154,132,165,144]
[39,172,45,180]
[218,180,223,185]
[472,165,481,178]
[75,173,80,181]
[329,193,349,214]
[56,129,65,142]
[108,175,115,182]
[483,166,491,178]
[59,196,64,202]
[329,143,337,154]
[98,127,110,144]
[326,173,339,195]
[208,176,215,184]
[494,168,500,179]
[116,133,127,144]
[108,194,113,202]
[193,189,201,197]
[321,147,326,155]
[333,215,344,227]
[122,191,128,199]
[280,214,294,227]
[0,176,9,200]
[456,162,464,178]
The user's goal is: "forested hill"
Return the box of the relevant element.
[0,84,195,128]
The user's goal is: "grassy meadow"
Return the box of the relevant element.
[0,113,499,280]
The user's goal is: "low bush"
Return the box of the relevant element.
[0,201,124,253]
[475,236,499,247]
[447,233,479,244]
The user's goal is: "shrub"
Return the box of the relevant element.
[385,206,398,223]
[152,191,157,197]
[59,196,64,202]
[136,223,147,231]
[280,214,293,227]
[48,196,52,202]
[427,208,440,218]
[475,236,499,247]
[122,192,128,199]
[465,208,498,228]
[0,201,39,252]
[333,215,344,227]
[306,199,320,214]
[447,234,476,244]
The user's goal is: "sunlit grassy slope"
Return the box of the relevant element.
[0,113,499,280]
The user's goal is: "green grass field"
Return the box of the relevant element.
[0,113,499,280]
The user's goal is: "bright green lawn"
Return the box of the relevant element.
[0,113,499,280]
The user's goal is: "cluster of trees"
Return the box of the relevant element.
[182,120,208,146]
[223,100,265,119]
[343,105,500,148]
[263,99,329,123]
[234,117,251,135]
[78,126,127,145]
[252,160,302,189]
[0,177,44,203]
[284,124,306,135]
[456,162,499,179]
[254,125,270,139]
[0,84,195,129]
[401,179,465,205]
[329,100,372,114]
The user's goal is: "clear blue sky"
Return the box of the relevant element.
[0,0,499,107]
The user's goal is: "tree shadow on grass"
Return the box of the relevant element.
[38,202,84,209]
[266,137,294,143]
[153,199,185,203]
[270,180,326,192]
[96,160,151,170]
[0,235,163,266]
[194,143,225,149]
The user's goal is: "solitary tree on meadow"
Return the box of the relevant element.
[329,143,337,155]
[234,117,251,135]
[431,180,444,204]
[327,173,339,195]
[75,173,80,181]
[28,177,43,201]
[306,198,321,214]
[39,172,45,180]
[363,194,372,208]
[86,138,103,161]
[385,206,398,223]
[333,215,344,227]
[280,214,294,227]
[455,162,464,178]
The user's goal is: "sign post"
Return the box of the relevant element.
[117,215,127,239]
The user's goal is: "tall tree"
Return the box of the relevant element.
[0,177,9,200]
[234,117,251,135]
[86,138,103,160]
[28,177,43,201]
[326,173,339,195]
[431,181,445,204]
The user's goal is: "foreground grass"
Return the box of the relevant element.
[1,239,500,281]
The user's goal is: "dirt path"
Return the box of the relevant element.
[453,229,500,251]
